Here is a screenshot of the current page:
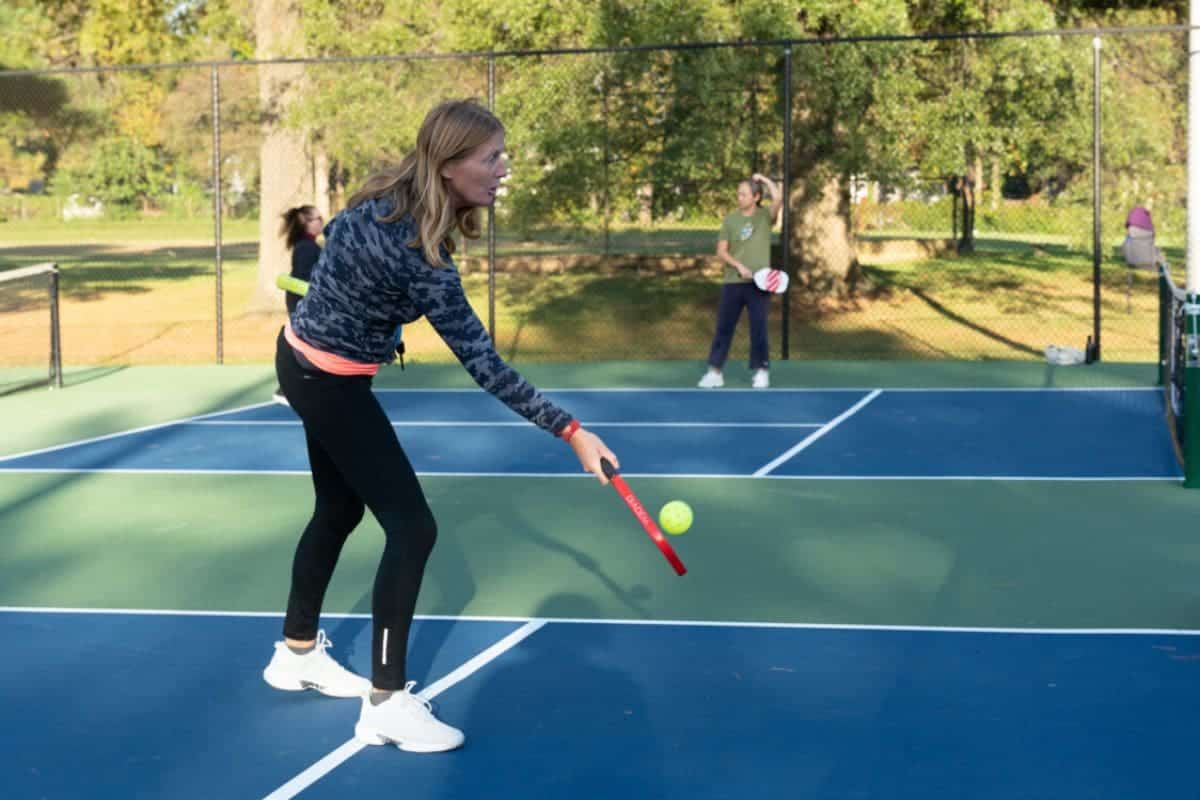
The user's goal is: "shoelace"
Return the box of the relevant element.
[313,629,334,654]
[400,681,434,714]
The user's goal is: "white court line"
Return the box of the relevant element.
[187,420,825,429]
[3,605,1196,636]
[0,386,1171,479]
[260,620,545,800]
[0,386,1160,463]
[261,740,364,800]
[748,474,1183,481]
[0,467,1181,481]
[371,386,1160,393]
[371,387,873,393]
[753,390,883,477]
[762,386,1159,393]
[0,401,277,463]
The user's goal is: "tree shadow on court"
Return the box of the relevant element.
[0,367,126,397]
[0,369,281,606]
[435,593,664,800]
[331,469,654,684]
[493,507,655,619]
[479,477,659,617]
[328,467,669,684]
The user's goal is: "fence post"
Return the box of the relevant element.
[49,265,62,388]
[211,64,224,365]
[487,54,497,344]
[1089,35,1102,363]
[602,70,611,257]
[781,45,792,361]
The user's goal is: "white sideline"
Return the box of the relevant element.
[260,620,546,800]
[753,389,882,476]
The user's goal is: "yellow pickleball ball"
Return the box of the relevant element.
[658,501,693,535]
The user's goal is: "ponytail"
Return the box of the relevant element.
[279,205,318,249]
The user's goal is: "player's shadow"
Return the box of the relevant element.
[437,592,666,799]
[511,526,654,617]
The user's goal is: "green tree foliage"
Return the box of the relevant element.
[281,0,461,203]
[78,0,184,66]
[77,0,189,148]
[789,0,919,183]
[51,137,171,213]
[444,0,594,52]
[903,2,1185,249]
[0,74,70,191]
[0,0,1189,260]
[1092,9,1186,242]
[5,0,89,68]
[444,0,796,230]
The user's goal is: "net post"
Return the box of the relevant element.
[1185,293,1200,487]
[49,264,62,389]
[1158,267,1168,386]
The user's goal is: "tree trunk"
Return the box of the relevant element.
[990,159,1001,211]
[956,173,976,254]
[637,182,652,225]
[789,174,859,300]
[249,0,319,312]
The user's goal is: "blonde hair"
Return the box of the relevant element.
[347,99,504,266]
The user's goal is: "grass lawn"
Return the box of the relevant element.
[0,220,1161,367]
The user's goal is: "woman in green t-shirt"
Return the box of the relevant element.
[698,173,782,389]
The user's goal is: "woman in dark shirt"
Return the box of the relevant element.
[273,206,323,404]
[262,100,619,754]
[280,205,324,315]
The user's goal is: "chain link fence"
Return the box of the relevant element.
[0,26,1186,367]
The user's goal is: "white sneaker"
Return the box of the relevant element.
[263,630,371,698]
[752,369,770,389]
[355,681,465,753]
[697,370,724,389]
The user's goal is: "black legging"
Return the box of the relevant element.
[274,329,436,690]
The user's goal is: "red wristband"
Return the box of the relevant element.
[559,419,580,442]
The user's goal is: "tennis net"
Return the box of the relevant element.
[0,263,63,393]
[1159,261,1198,471]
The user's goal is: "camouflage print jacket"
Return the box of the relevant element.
[290,197,573,436]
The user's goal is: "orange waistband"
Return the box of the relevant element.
[284,322,379,376]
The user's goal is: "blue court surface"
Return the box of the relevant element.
[0,387,1182,479]
[2,608,1197,800]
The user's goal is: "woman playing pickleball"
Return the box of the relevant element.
[697,173,782,390]
[263,99,618,753]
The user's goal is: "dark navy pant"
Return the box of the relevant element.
[705,282,770,371]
